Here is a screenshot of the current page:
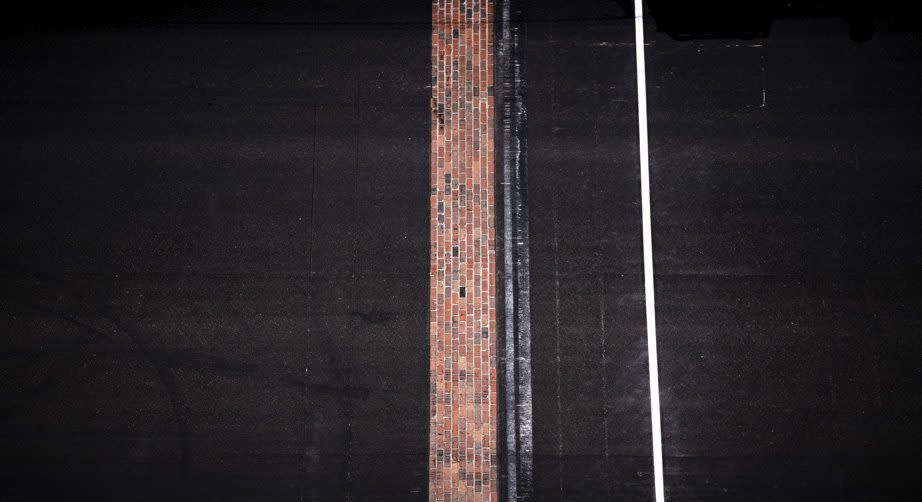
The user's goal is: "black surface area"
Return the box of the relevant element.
[3,1,922,500]
[647,18,922,501]
[0,7,430,501]
[525,6,655,499]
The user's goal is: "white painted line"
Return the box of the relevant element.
[633,1,666,501]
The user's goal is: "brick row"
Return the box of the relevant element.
[429,0,497,500]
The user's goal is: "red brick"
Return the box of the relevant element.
[429,0,496,500]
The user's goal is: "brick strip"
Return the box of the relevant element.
[429,0,497,500]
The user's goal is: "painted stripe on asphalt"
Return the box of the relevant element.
[633,1,666,501]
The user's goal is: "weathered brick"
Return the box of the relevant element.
[430,0,496,500]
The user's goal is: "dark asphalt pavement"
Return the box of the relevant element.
[1,1,920,500]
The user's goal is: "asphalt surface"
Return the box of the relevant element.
[1,1,920,500]
[1,4,431,500]
[526,11,654,500]
[647,17,922,500]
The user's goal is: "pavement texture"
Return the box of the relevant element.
[1,1,920,500]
